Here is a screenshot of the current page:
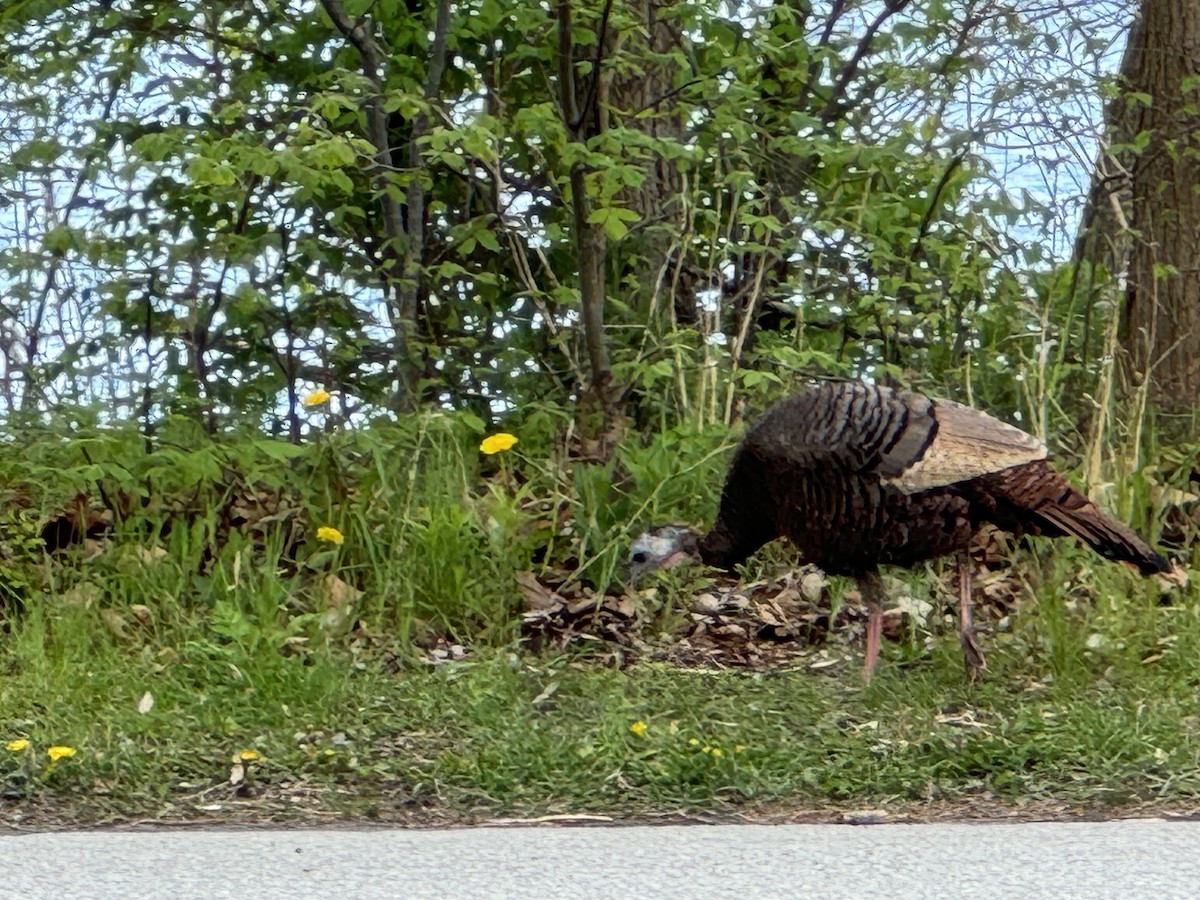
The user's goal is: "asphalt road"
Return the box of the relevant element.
[3,819,1198,898]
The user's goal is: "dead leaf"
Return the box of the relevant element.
[1160,565,1189,589]
[62,583,101,607]
[99,608,129,639]
[770,585,802,607]
[602,595,636,618]
[322,574,362,609]
[517,571,563,611]
[320,574,362,635]
[566,594,600,616]
[281,636,309,654]
[531,681,559,709]
[137,691,154,714]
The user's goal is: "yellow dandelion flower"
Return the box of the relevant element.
[688,738,700,746]
[629,720,648,737]
[735,745,746,753]
[6,739,30,752]
[702,745,712,753]
[47,746,76,761]
[710,747,724,758]
[303,389,332,407]
[480,433,518,455]
[316,526,344,545]
[239,749,261,762]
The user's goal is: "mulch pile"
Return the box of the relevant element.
[515,535,1026,671]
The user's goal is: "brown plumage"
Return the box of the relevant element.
[630,381,1170,677]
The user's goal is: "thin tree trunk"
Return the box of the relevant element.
[320,0,435,412]
[401,0,452,401]
[557,0,618,430]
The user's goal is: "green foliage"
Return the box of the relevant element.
[0,504,45,610]
[0,0,1137,431]
[0,410,552,648]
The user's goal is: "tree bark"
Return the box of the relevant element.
[1080,0,1200,416]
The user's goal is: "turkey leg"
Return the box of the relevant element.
[957,552,986,677]
[858,571,886,680]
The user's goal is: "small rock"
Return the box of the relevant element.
[800,572,826,604]
[723,593,751,611]
[843,809,891,825]
[689,593,722,616]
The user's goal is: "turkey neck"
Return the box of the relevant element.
[695,445,778,571]
[696,522,744,570]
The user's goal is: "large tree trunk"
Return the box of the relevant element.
[1080,0,1200,416]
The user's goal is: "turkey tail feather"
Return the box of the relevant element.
[1033,493,1170,576]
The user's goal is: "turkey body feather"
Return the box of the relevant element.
[699,381,1167,579]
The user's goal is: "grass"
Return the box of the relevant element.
[5,635,1200,824]
[4,561,1200,825]
[1,411,1199,825]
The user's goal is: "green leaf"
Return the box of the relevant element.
[43,224,78,254]
[187,156,238,187]
[586,206,639,241]
[477,229,502,253]
[252,440,308,462]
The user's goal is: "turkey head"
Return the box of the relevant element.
[628,525,701,581]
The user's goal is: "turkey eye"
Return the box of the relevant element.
[631,551,648,564]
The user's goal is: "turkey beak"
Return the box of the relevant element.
[661,550,690,569]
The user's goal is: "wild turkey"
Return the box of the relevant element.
[629,381,1171,677]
